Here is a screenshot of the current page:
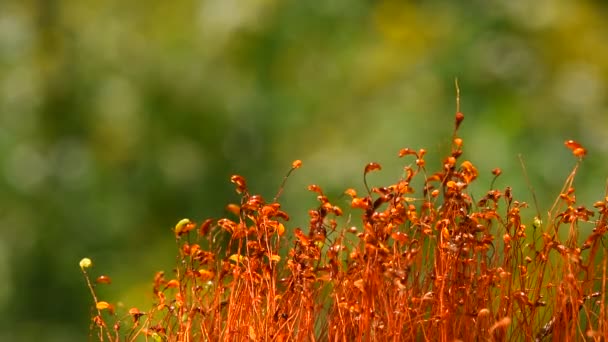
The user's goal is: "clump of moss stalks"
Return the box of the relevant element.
[81,111,608,341]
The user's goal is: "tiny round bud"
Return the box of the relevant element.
[79,257,93,269]
[455,112,465,128]
[533,216,542,229]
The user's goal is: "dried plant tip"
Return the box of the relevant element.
[128,307,145,322]
[492,168,502,176]
[96,301,114,314]
[573,147,586,157]
[460,160,478,183]
[230,175,247,194]
[225,204,240,216]
[332,206,343,216]
[218,218,237,233]
[351,197,371,210]
[455,112,465,129]
[344,188,357,197]
[244,195,265,210]
[307,184,323,194]
[96,275,112,284]
[398,148,416,158]
[198,218,214,236]
[79,257,93,269]
[364,162,382,194]
[445,156,456,168]
[364,162,382,174]
[391,231,409,242]
[165,279,180,289]
[276,222,286,236]
[564,139,582,150]
[128,307,142,316]
[291,159,302,169]
[446,180,458,191]
[564,140,587,158]
[453,138,463,148]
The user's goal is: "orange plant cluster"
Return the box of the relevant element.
[81,112,608,341]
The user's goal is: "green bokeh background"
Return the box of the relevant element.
[1,1,607,340]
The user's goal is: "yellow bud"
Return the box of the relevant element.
[79,257,92,269]
[174,218,192,235]
[533,216,542,229]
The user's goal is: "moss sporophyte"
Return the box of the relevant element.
[81,110,608,341]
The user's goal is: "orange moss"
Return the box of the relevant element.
[81,112,608,341]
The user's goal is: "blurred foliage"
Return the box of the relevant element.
[0,0,607,340]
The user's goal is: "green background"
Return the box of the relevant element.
[1,1,607,340]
